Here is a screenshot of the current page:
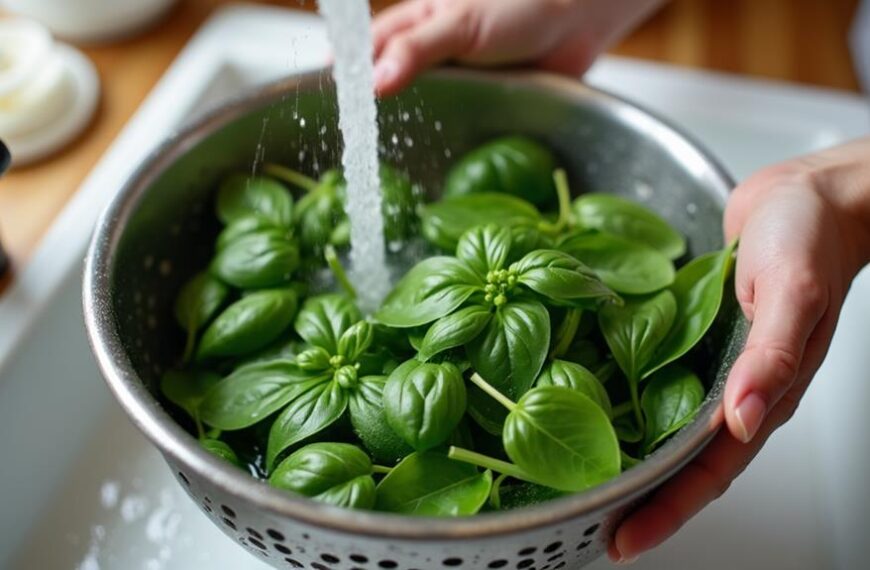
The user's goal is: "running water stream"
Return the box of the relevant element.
[318,0,390,311]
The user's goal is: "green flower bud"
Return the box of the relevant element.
[335,364,358,389]
[297,347,331,371]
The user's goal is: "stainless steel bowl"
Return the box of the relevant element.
[84,68,746,570]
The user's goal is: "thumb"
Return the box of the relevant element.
[723,265,828,443]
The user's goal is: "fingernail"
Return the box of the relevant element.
[615,555,639,565]
[734,392,767,443]
[373,58,399,88]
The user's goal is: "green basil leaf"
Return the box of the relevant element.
[269,442,375,509]
[210,231,300,289]
[217,174,293,228]
[496,482,565,511]
[443,136,557,208]
[266,379,349,470]
[196,288,298,361]
[507,225,554,263]
[200,438,243,468]
[348,376,413,464]
[642,364,705,453]
[455,224,512,278]
[233,337,303,368]
[295,172,344,251]
[174,272,229,333]
[504,386,620,492]
[612,414,643,443]
[558,232,675,294]
[417,304,493,361]
[599,290,677,382]
[379,164,421,242]
[216,215,285,251]
[383,361,467,451]
[535,360,611,417]
[421,193,541,251]
[375,256,483,328]
[375,452,492,516]
[644,244,736,377]
[513,249,619,305]
[572,193,686,259]
[337,320,375,362]
[295,294,362,355]
[621,451,642,470]
[160,369,221,421]
[198,360,317,430]
[317,475,377,509]
[466,299,550,433]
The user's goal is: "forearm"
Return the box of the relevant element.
[565,0,669,52]
[802,137,870,271]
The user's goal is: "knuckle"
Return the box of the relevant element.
[787,269,828,314]
[689,460,732,501]
[761,344,801,389]
[394,36,420,59]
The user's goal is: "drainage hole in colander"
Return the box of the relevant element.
[221,517,236,530]
[249,538,267,550]
[177,471,190,487]
[442,558,463,567]
[283,558,303,568]
[583,524,599,537]
[553,562,566,570]
[247,528,264,540]
[517,559,534,569]
[518,547,537,556]
[575,541,591,551]
[487,560,508,568]
[268,529,286,541]
[378,560,398,568]
[221,505,237,518]
[547,553,564,562]
[274,544,291,555]
[543,542,563,554]
[320,553,340,564]
[311,562,330,570]
[349,554,368,564]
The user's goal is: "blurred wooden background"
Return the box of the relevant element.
[0,0,863,267]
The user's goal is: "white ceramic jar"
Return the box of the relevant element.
[0,0,177,43]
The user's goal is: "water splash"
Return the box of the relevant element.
[318,0,390,311]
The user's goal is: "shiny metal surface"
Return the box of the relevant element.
[83,68,745,569]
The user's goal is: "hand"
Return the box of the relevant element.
[372,0,664,95]
[609,138,870,563]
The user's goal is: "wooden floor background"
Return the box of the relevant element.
[0,0,864,267]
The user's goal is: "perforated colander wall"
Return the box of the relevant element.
[172,466,619,570]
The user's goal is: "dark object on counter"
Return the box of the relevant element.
[1,139,10,278]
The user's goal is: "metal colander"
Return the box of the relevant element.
[83,69,746,570]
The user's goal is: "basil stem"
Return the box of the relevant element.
[550,308,582,359]
[264,163,319,192]
[325,245,357,299]
[469,373,516,411]
[537,168,572,234]
[447,446,529,481]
